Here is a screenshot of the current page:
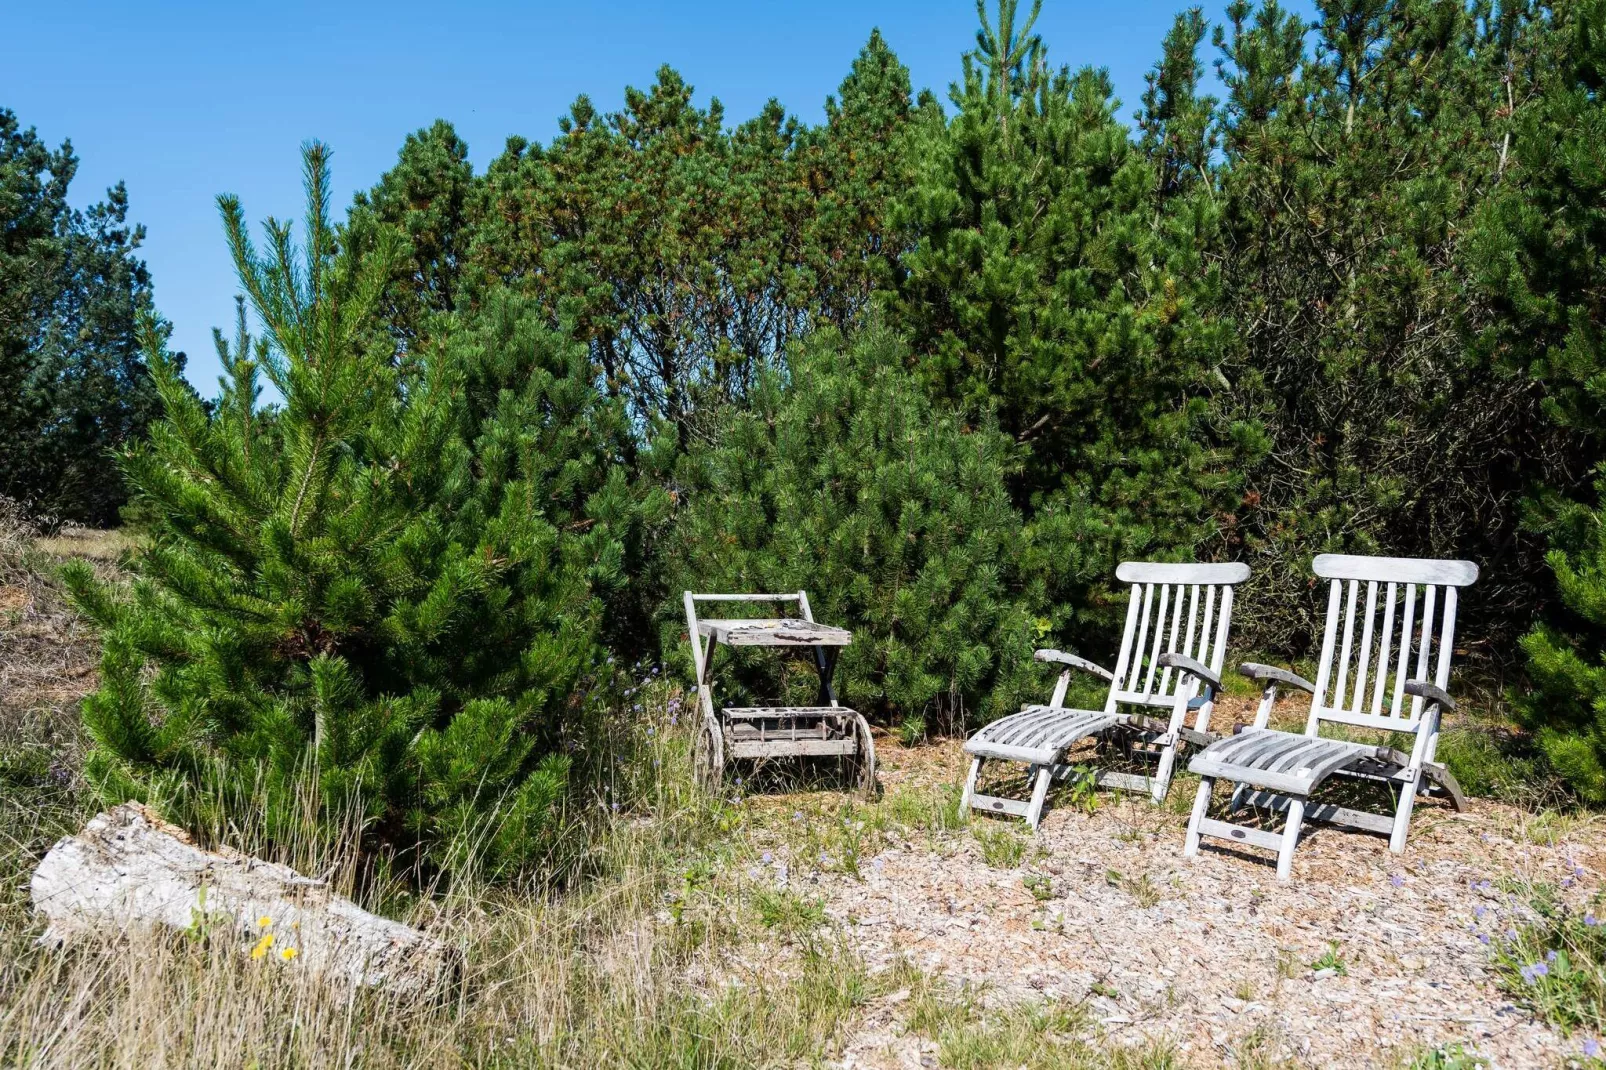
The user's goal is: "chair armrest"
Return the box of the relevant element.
[1239,662,1316,694]
[1404,679,1456,711]
[1157,652,1222,692]
[1034,648,1115,682]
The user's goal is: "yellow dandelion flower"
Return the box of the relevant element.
[280,947,298,962]
[257,915,272,928]
[248,932,276,961]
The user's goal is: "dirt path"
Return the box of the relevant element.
[780,738,1602,1068]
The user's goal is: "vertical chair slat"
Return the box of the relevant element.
[1158,584,1185,695]
[1309,580,1344,732]
[1411,585,1437,719]
[1435,587,1459,688]
[1212,586,1234,673]
[1353,581,1378,713]
[1106,584,1145,714]
[1142,584,1171,697]
[1180,585,1201,680]
[1392,584,1417,717]
[1332,580,1360,717]
[1128,584,1155,692]
[1195,585,1218,673]
[1371,583,1398,716]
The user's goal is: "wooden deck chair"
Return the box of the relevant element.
[961,562,1250,828]
[1183,554,1475,881]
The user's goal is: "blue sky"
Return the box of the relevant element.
[4,0,1304,396]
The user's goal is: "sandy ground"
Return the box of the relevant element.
[754,732,1604,1069]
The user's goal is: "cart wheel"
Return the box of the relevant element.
[846,712,878,798]
[693,716,724,794]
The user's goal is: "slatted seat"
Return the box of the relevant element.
[960,561,1250,828]
[1189,729,1376,796]
[1184,554,1476,881]
[964,707,1124,766]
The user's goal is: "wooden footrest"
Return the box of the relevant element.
[728,738,859,759]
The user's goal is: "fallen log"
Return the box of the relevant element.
[31,802,450,994]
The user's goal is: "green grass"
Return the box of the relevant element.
[972,821,1027,868]
[1486,893,1606,1034]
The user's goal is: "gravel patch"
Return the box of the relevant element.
[790,738,1602,1069]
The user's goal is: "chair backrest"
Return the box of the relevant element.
[1305,554,1477,736]
[1104,562,1251,714]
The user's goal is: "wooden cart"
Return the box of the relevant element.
[683,591,876,795]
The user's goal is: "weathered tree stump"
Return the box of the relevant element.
[31,802,450,993]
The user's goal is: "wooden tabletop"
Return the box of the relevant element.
[696,618,853,647]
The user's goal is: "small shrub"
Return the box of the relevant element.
[1489,903,1606,1033]
[1406,1043,1490,1070]
[752,888,827,933]
[1105,868,1160,909]
[1309,942,1348,976]
[972,822,1026,868]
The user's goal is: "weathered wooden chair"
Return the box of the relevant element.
[1183,554,1475,881]
[960,562,1250,827]
[683,591,876,795]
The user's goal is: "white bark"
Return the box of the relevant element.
[31,802,450,994]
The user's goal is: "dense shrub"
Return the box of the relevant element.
[666,326,1041,731]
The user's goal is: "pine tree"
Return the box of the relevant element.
[64,145,625,878]
[668,327,1041,731]
[350,119,481,347]
[1212,0,1569,654]
[888,0,1256,641]
[0,109,169,524]
[1469,0,1606,799]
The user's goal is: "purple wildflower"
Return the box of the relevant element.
[1588,913,1601,927]
[1390,873,1405,888]
[761,851,773,863]
[1478,933,1490,945]
[1475,906,1488,920]
[1584,1038,1601,1058]
[1548,949,1559,963]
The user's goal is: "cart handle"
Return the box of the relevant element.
[686,593,803,602]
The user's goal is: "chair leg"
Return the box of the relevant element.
[1150,742,1178,804]
[1025,765,1053,830]
[960,757,982,818]
[1227,781,1249,814]
[1183,776,1214,857]
[1276,797,1306,881]
[1389,771,1421,854]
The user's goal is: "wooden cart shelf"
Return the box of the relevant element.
[696,620,853,646]
[684,592,876,795]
